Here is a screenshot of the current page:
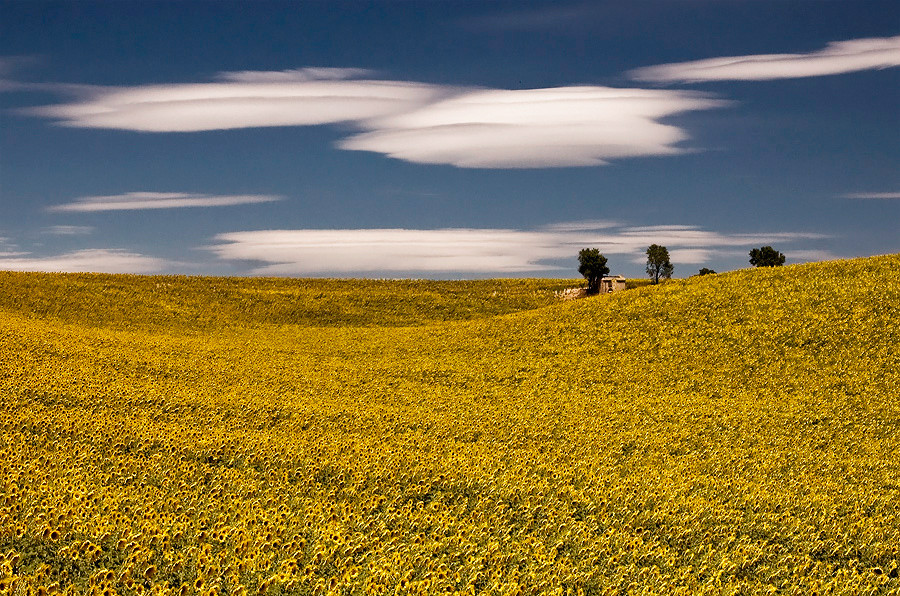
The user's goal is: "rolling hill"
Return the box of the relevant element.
[1,255,898,594]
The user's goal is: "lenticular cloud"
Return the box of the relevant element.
[629,35,900,83]
[20,69,727,168]
[25,75,444,133]
[47,192,282,212]
[209,228,570,274]
[342,86,727,168]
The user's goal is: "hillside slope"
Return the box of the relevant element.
[0,272,577,330]
[1,255,898,594]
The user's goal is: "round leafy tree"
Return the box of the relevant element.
[749,246,786,267]
[578,248,609,294]
[646,244,674,284]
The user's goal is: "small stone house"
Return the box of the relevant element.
[599,275,627,293]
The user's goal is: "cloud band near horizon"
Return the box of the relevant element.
[0,248,171,274]
[207,224,828,275]
[0,222,832,275]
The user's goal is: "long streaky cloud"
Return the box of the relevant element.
[208,224,827,275]
[18,69,727,168]
[42,225,94,235]
[541,220,621,232]
[47,192,282,212]
[629,35,900,83]
[842,191,900,199]
[23,76,446,133]
[209,229,571,275]
[216,67,375,83]
[0,249,169,273]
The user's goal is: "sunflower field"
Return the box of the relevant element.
[1,255,898,595]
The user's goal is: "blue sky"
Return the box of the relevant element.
[1,1,898,278]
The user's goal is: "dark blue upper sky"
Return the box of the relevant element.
[1,1,898,277]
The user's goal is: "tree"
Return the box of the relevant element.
[646,244,673,284]
[578,248,609,294]
[749,246,785,267]
[698,267,716,276]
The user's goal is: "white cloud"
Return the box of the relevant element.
[666,248,715,265]
[629,35,900,83]
[541,220,621,232]
[0,236,25,257]
[47,192,282,212]
[19,69,727,168]
[216,67,375,83]
[0,249,169,273]
[24,74,445,133]
[342,87,727,168]
[42,225,94,235]
[207,224,827,275]
[208,229,572,275]
[611,225,826,250]
[842,191,900,199]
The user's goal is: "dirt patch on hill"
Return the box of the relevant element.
[557,287,588,301]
